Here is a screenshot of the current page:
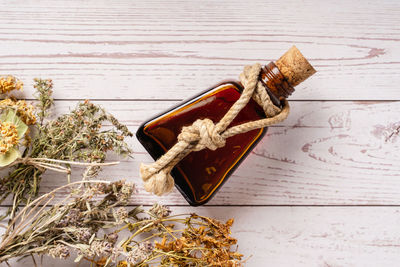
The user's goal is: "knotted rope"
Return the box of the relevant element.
[140,63,290,196]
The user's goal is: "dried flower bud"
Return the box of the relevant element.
[117,182,136,202]
[107,232,119,244]
[149,203,171,219]
[125,242,154,265]
[48,244,70,259]
[114,207,128,224]
[110,246,123,262]
[139,241,154,253]
[94,182,109,194]
[64,208,82,226]
[90,240,113,256]
[0,76,23,94]
[75,228,92,243]
[0,121,19,154]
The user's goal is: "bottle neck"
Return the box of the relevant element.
[259,62,294,106]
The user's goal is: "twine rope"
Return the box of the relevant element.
[140,63,290,196]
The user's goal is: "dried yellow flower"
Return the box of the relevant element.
[0,121,19,154]
[152,214,243,266]
[116,261,128,267]
[0,99,36,125]
[0,76,23,94]
[14,100,36,125]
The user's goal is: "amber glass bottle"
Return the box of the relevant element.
[137,46,315,206]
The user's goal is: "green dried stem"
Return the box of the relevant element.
[33,78,53,124]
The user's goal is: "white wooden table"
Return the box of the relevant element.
[1,0,400,266]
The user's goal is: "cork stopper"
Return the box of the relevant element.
[275,46,316,87]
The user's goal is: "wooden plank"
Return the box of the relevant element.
[4,206,400,266]
[0,0,399,100]
[2,100,399,205]
[0,1,398,266]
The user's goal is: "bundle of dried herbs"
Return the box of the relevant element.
[0,180,243,266]
[114,206,243,267]
[0,180,135,264]
[0,76,133,219]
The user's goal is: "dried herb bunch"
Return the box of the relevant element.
[0,180,136,263]
[0,77,133,219]
[0,181,242,266]
[114,206,243,267]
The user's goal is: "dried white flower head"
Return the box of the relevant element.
[48,244,70,259]
[125,242,154,265]
[117,181,136,202]
[149,203,171,218]
[113,207,128,223]
[75,228,92,243]
[139,241,154,253]
[109,246,123,263]
[90,240,113,256]
[57,208,82,227]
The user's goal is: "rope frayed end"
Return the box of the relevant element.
[140,163,174,196]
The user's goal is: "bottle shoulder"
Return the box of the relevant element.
[209,80,243,92]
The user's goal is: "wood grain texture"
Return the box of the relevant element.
[0,0,399,100]
[7,100,396,205]
[4,206,400,267]
[0,0,399,266]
